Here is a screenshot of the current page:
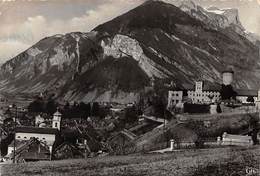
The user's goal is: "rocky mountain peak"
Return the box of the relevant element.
[177,1,247,38]
[0,0,259,104]
[178,0,197,13]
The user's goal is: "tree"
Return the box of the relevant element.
[220,84,237,100]
[91,102,100,116]
[185,120,208,148]
[28,97,45,113]
[246,96,255,103]
[46,98,57,115]
[217,104,222,113]
[124,106,138,123]
[64,102,70,111]
[79,102,91,117]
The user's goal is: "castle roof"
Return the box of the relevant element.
[183,82,221,92]
[222,68,234,74]
[235,89,258,97]
[15,127,58,135]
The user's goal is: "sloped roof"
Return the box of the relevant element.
[182,82,221,92]
[8,140,28,148]
[235,89,258,97]
[202,84,221,92]
[53,111,62,116]
[222,67,234,74]
[53,142,84,159]
[6,138,50,160]
[15,127,58,135]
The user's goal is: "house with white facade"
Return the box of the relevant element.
[7,111,62,157]
[235,89,258,104]
[220,132,253,146]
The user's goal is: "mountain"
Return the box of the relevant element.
[179,1,244,31]
[176,0,260,45]
[0,0,259,103]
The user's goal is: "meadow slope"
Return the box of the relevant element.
[2,146,260,176]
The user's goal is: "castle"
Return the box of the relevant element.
[168,69,260,108]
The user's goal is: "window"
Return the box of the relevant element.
[42,138,46,140]
[17,136,21,139]
[55,122,58,127]
[24,137,27,139]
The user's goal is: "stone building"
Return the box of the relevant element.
[168,81,221,107]
[167,90,183,108]
[222,69,234,86]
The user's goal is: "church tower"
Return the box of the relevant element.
[52,111,62,130]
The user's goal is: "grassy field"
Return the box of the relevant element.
[2,146,260,176]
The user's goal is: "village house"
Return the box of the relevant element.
[6,111,62,161]
[235,89,258,104]
[167,90,183,108]
[14,127,58,147]
[6,127,59,160]
[219,132,253,146]
[5,138,51,163]
[53,142,84,160]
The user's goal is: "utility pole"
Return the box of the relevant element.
[164,108,167,147]
[49,146,52,161]
[0,128,2,160]
[84,139,87,159]
[11,104,17,163]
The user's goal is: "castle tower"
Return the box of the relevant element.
[52,111,62,130]
[195,81,203,92]
[222,69,234,86]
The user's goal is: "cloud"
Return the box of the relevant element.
[0,0,144,63]
[69,0,144,32]
[0,40,30,60]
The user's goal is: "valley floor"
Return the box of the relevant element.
[2,146,260,176]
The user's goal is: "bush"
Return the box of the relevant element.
[184,103,209,114]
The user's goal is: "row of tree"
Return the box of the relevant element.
[28,96,108,119]
[28,97,58,115]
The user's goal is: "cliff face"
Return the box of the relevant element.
[177,0,260,45]
[0,1,259,103]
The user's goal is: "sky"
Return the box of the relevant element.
[0,0,260,63]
